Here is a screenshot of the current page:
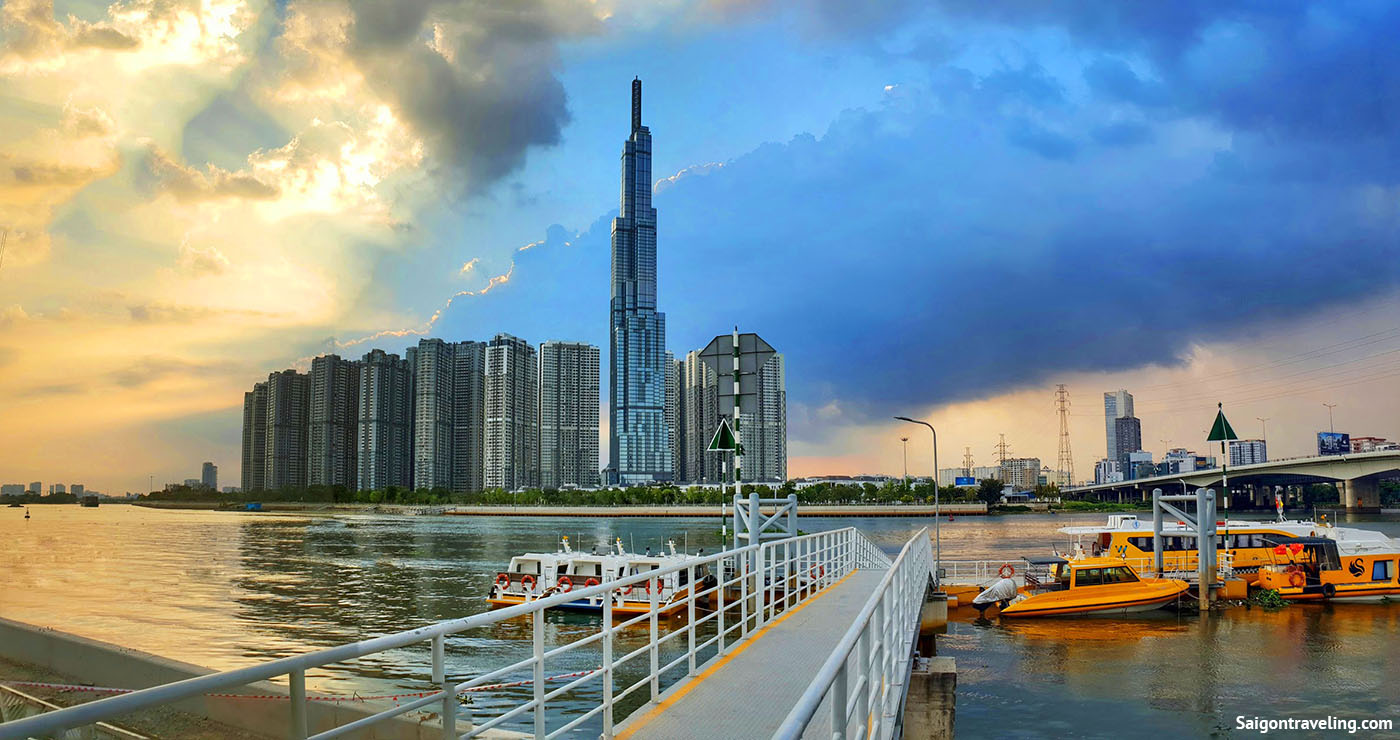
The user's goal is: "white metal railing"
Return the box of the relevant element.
[772,528,934,740]
[0,528,889,740]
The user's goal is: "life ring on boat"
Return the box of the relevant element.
[642,578,654,594]
[618,583,633,595]
[585,577,600,588]
[557,576,573,592]
[1288,571,1305,588]
[1321,583,1337,598]
[520,574,537,592]
[495,573,511,589]
[810,565,826,580]
[998,564,1016,579]
[1284,564,1300,574]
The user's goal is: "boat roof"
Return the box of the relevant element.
[1023,556,1068,565]
[1260,535,1336,546]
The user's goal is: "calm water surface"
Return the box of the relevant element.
[4,505,1399,736]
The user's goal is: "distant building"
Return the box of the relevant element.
[999,458,1041,490]
[664,350,680,482]
[539,341,600,489]
[222,486,241,494]
[937,466,1001,486]
[1104,389,1134,460]
[241,381,268,492]
[411,339,487,493]
[0,484,23,496]
[50,483,66,494]
[484,334,539,490]
[1127,450,1155,479]
[679,349,720,484]
[71,484,84,496]
[358,349,413,491]
[1229,439,1268,466]
[183,478,201,487]
[1350,436,1399,453]
[27,482,40,494]
[1094,458,1123,484]
[264,369,310,489]
[1113,416,1143,474]
[678,333,787,484]
[309,354,361,489]
[1162,448,1200,473]
[201,461,217,490]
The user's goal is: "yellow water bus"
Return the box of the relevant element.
[1255,536,1400,602]
[983,556,1189,618]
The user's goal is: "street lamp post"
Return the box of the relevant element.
[1257,417,1269,442]
[1323,403,1337,434]
[895,416,939,584]
[900,437,910,489]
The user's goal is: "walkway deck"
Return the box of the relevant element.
[616,569,887,740]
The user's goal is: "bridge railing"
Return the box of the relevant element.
[772,528,933,740]
[0,527,889,740]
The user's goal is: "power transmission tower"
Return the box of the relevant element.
[994,434,1011,466]
[962,446,974,476]
[1055,384,1073,486]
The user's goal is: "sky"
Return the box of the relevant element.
[2,0,1399,493]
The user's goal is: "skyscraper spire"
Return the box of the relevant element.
[631,77,642,132]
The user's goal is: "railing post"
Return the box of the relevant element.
[533,607,545,739]
[687,564,698,676]
[741,548,750,637]
[650,575,660,701]
[718,555,728,655]
[289,668,308,740]
[432,634,456,740]
[830,662,848,740]
[856,627,871,737]
[603,592,615,738]
[756,543,766,628]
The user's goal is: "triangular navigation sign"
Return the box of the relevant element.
[707,417,738,452]
[1206,403,1238,442]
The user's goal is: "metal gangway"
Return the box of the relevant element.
[0,526,938,740]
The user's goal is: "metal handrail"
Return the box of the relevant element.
[1,527,885,740]
[772,528,932,740]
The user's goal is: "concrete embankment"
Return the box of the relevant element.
[134,501,989,517]
[0,618,513,739]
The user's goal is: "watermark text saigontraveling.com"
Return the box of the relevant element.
[1236,716,1393,734]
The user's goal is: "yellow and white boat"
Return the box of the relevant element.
[1254,536,1400,602]
[984,556,1188,618]
[487,537,715,616]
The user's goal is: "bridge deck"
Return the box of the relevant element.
[616,568,886,740]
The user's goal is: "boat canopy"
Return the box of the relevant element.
[1024,556,1068,565]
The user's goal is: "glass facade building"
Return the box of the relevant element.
[609,78,673,483]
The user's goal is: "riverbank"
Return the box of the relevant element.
[133,501,990,517]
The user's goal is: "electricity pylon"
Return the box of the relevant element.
[1055,384,1074,486]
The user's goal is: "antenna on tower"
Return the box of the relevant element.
[994,434,1010,466]
[1055,384,1074,486]
[962,446,974,476]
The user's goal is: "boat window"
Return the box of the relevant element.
[1127,536,1153,552]
[1373,560,1394,582]
[1104,566,1139,584]
[1074,568,1104,587]
[511,561,541,575]
[558,564,569,575]
[678,569,689,586]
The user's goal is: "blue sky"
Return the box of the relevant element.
[3,0,1399,489]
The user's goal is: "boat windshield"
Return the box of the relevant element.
[1074,566,1139,587]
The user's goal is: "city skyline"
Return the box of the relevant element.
[3,2,1400,492]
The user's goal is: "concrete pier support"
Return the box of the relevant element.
[904,656,956,739]
[1345,478,1380,510]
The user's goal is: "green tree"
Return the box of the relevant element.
[976,478,1004,507]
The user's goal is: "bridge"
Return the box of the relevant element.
[0,522,940,740]
[1065,449,1400,509]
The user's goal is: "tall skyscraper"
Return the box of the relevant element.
[679,350,720,483]
[665,352,681,481]
[309,354,361,489]
[485,334,539,490]
[609,77,672,484]
[358,349,413,491]
[201,461,217,490]
[410,339,487,493]
[264,369,310,489]
[540,341,600,488]
[451,341,487,494]
[241,381,268,491]
[1113,415,1143,475]
[1103,389,1135,460]
[744,352,787,482]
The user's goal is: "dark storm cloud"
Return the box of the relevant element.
[343,0,599,193]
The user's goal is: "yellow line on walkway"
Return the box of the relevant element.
[615,570,857,740]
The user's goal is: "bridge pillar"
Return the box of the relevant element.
[1344,478,1379,510]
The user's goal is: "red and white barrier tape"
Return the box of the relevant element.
[1,668,600,704]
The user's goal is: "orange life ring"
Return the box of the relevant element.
[1284,564,1300,574]
[495,573,511,589]
[557,576,573,592]
[642,578,654,594]
[1288,571,1305,588]
[618,583,633,595]
[584,577,600,588]
[999,564,1015,579]
[521,574,537,591]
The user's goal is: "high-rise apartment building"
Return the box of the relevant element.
[451,342,487,494]
[999,457,1041,490]
[241,381,268,491]
[665,350,679,481]
[410,339,487,493]
[485,334,539,490]
[1113,415,1143,477]
[309,354,361,489]
[358,349,413,491]
[679,334,787,484]
[609,78,672,484]
[540,341,600,488]
[201,462,217,490]
[1104,389,1135,460]
[264,369,310,489]
[1229,439,1268,466]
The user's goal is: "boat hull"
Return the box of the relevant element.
[1000,581,1188,618]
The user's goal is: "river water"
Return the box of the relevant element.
[4,505,1399,737]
